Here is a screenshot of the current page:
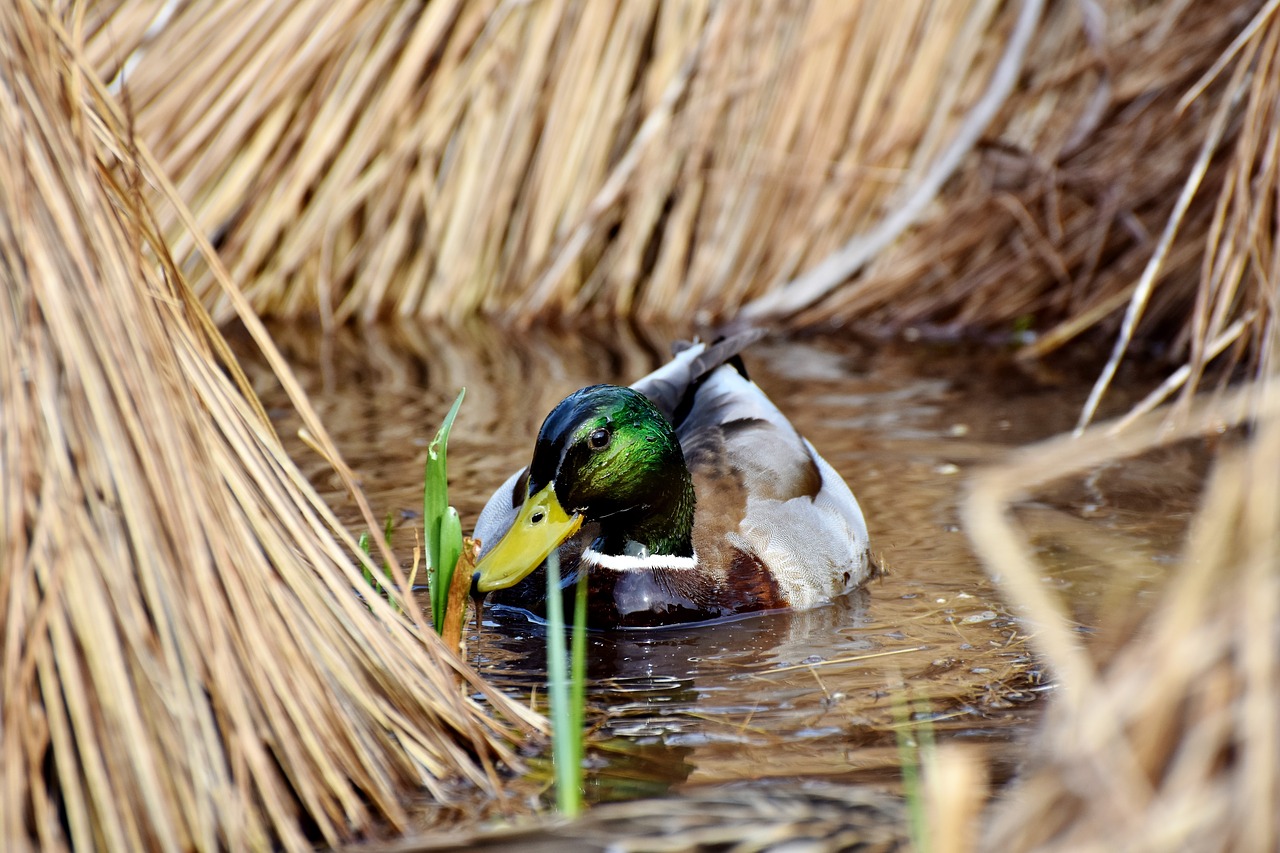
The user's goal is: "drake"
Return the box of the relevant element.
[471,332,872,628]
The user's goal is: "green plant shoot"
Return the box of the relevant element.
[544,550,584,816]
[570,567,588,779]
[425,388,465,633]
[545,548,593,814]
[358,517,400,611]
[893,689,935,853]
[358,532,374,586]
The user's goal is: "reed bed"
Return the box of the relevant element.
[963,376,1280,851]
[9,0,1280,850]
[0,4,539,851]
[952,8,1280,849]
[82,0,1026,324]
[75,0,1276,398]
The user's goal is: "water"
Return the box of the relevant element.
[236,320,1206,805]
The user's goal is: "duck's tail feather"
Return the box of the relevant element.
[634,329,766,423]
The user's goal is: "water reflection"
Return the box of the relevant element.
[237,320,1206,800]
[480,590,875,691]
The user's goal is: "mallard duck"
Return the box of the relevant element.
[471,332,871,628]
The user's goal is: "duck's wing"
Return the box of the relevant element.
[678,360,872,609]
[631,330,766,424]
[473,331,765,553]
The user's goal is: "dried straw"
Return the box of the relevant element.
[1,4,539,850]
[76,1,1023,323]
[948,12,1280,847]
[928,8,1280,845]
[30,1,1280,847]
[78,1,1276,402]
[962,371,1280,851]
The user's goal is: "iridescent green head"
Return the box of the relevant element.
[472,385,696,592]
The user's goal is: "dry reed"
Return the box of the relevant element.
[962,374,1280,851]
[84,0,1021,325]
[949,11,1280,848]
[12,1,1280,849]
[1,4,540,850]
[74,1,1275,403]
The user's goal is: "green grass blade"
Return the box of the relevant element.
[893,689,930,853]
[545,551,581,816]
[381,513,401,612]
[424,388,465,632]
[439,506,462,598]
[382,513,395,579]
[358,531,375,587]
[570,568,588,781]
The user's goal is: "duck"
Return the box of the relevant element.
[470,331,872,628]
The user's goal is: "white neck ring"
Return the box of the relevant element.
[579,548,698,572]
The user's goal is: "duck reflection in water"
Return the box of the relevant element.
[478,590,873,692]
[473,591,875,800]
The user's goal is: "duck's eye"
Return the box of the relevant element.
[587,427,611,450]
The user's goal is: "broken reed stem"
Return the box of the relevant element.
[965,377,1280,704]
[1074,59,1248,434]
[441,538,480,655]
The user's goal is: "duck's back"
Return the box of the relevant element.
[671,351,872,613]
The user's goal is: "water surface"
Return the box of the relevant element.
[238,321,1205,806]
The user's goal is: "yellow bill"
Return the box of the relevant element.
[472,482,583,592]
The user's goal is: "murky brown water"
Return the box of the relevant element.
[235,321,1208,810]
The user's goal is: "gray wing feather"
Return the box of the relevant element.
[632,330,765,421]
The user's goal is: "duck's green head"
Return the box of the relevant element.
[472,384,695,593]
